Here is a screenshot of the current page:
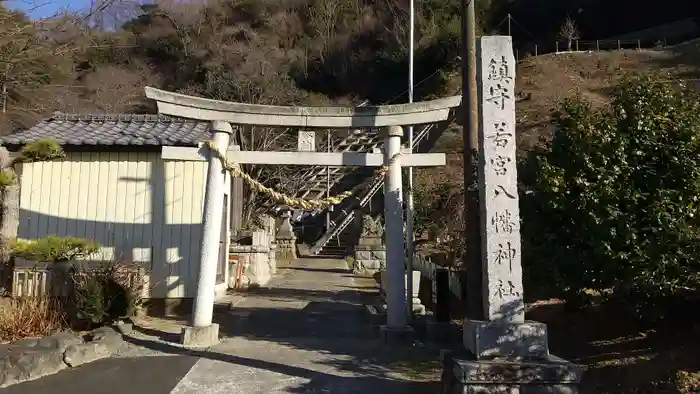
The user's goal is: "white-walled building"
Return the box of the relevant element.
[1,113,241,303]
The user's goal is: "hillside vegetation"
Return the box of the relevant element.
[515,42,700,153]
[2,0,699,135]
[4,2,700,392]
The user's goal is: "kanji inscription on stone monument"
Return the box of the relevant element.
[297,130,316,152]
[477,36,525,323]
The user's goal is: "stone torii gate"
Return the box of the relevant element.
[145,86,461,347]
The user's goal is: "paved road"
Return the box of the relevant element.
[4,259,434,394]
[3,356,197,394]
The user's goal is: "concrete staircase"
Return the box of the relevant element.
[309,113,457,256]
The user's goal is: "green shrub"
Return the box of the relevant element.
[13,236,100,262]
[70,261,148,326]
[71,270,110,325]
[17,139,64,163]
[520,73,700,317]
[0,169,17,187]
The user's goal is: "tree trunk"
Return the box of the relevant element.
[0,147,17,294]
[0,182,20,263]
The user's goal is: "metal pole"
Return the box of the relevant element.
[507,14,511,36]
[326,130,331,231]
[405,0,416,322]
[461,0,483,320]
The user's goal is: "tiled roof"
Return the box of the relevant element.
[0,113,212,147]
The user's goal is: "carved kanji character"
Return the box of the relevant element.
[487,56,512,83]
[487,122,512,148]
[494,241,517,271]
[491,209,516,234]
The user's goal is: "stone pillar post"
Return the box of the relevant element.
[380,125,413,344]
[183,120,232,347]
[264,215,277,275]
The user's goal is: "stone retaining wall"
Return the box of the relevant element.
[0,325,127,388]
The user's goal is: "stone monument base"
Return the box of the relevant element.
[353,244,386,276]
[441,351,584,394]
[463,319,549,359]
[275,235,297,261]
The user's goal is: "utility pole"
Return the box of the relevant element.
[405,0,416,322]
[461,0,483,320]
[2,65,7,114]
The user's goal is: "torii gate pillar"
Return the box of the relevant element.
[380,125,414,344]
[182,120,232,347]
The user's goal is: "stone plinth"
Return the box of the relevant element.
[354,213,385,276]
[353,243,386,275]
[275,236,297,261]
[463,319,549,360]
[380,270,425,315]
[441,351,584,394]
[181,324,220,348]
[229,245,271,289]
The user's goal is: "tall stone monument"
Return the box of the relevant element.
[441,36,583,393]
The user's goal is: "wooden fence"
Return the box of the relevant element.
[9,259,147,299]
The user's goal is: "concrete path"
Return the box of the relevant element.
[4,258,436,394]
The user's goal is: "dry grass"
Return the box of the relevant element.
[526,300,700,394]
[0,297,67,342]
[515,44,700,154]
[358,279,700,393]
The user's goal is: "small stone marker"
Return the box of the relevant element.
[297,130,316,152]
[477,35,524,324]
